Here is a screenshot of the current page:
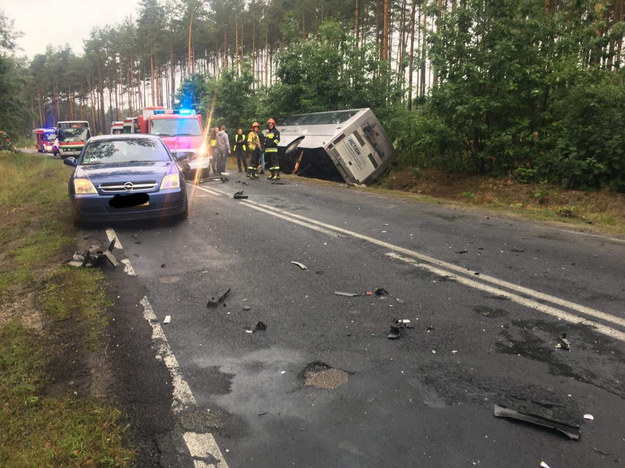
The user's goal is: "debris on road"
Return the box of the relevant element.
[583,414,594,421]
[493,395,581,440]
[243,305,251,311]
[207,288,231,308]
[233,190,248,199]
[387,319,414,340]
[593,447,609,456]
[66,239,118,268]
[334,291,360,297]
[291,261,307,270]
[271,181,286,185]
[387,325,401,340]
[540,462,551,468]
[511,248,525,253]
[556,334,572,351]
[245,321,267,334]
[375,287,389,296]
[163,315,171,324]
[455,249,468,254]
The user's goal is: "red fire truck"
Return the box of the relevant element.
[32,127,57,153]
[137,107,210,177]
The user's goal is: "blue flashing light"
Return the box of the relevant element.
[153,110,165,115]
[178,109,193,115]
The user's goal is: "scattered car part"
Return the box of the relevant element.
[207,288,231,308]
[291,261,307,270]
[233,191,248,199]
[163,315,171,324]
[493,395,581,440]
[387,325,401,340]
[375,287,389,296]
[65,239,118,268]
[334,291,360,297]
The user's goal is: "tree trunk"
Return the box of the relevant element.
[170,46,176,108]
[98,61,106,134]
[355,0,360,48]
[265,26,269,87]
[408,0,417,110]
[150,55,155,106]
[235,15,240,75]
[188,11,194,74]
[420,6,427,96]
[37,88,43,126]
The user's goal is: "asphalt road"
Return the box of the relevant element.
[98,170,625,467]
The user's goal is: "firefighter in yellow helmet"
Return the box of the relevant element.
[265,118,280,180]
[247,121,262,179]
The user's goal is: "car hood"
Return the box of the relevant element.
[75,161,173,184]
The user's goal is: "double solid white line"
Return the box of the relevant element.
[195,183,625,343]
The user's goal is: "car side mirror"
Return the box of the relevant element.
[63,157,77,167]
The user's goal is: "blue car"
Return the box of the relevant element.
[64,134,188,225]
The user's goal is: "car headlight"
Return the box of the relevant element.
[160,173,180,190]
[199,143,208,156]
[73,178,97,194]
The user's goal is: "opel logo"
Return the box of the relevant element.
[124,182,133,191]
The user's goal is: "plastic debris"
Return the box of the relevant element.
[243,305,251,311]
[387,319,414,340]
[583,414,594,421]
[334,291,360,297]
[455,250,468,254]
[245,321,267,334]
[493,395,581,440]
[593,447,609,456]
[540,462,550,468]
[556,334,572,351]
[233,190,248,199]
[207,288,231,308]
[65,239,118,268]
[163,315,171,324]
[280,370,286,374]
[375,287,389,296]
[291,261,307,270]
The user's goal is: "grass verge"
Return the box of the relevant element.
[375,166,625,236]
[0,151,133,466]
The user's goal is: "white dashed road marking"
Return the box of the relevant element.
[105,228,123,249]
[109,227,228,467]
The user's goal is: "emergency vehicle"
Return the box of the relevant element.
[55,121,91,157]
[137,107,210,177]
[32,127,57,153]
[110,121,124,134]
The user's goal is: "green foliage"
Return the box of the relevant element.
[414,0,625,190]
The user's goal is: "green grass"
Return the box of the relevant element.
[0,152,134,466]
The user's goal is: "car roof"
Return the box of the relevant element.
[88,134,162,142]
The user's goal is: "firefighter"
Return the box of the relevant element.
[247,122,262,179]
[265,118,280,180]
[233,128,247,172]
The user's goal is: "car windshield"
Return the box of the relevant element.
[43,132,56,141]
[280,110,360,126]
[80,139,172,165]
[58,123,90,142]
[150,118,201,137]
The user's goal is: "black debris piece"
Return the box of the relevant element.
[387,319,414,340]
[254,321,267,331]
[334,291,360,297]
[557,334,572,351]
[387,325,401,340]
[456,250,468,254]
[493,395,581,440]
[207,288,231,308]
[161,264,166,268]
[511,248,525,253]
[233,191,248,199]
[375,287,389,296]
[65,240,118,268]
[271,182,286,185]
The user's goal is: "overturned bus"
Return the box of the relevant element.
[276,108,396,185]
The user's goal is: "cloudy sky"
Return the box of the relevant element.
[1,0,139,58]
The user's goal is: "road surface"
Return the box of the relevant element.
[97,171,625,467]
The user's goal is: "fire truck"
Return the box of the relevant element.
[137,107,210,177]
[55,121,91,157]
[32,127,57,153]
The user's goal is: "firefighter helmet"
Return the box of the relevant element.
[252,121,260,129]
[267,118,276,126]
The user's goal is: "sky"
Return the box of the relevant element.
[0,0,139,59]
